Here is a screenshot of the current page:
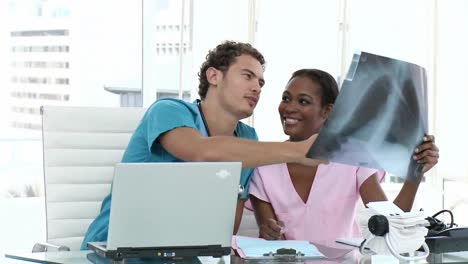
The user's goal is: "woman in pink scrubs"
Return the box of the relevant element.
[248,69,439,242]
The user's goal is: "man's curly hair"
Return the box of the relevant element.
[198,41,265,100]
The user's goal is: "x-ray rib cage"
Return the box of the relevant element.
[307,52,428,182]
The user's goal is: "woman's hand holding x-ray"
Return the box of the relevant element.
[413,135,439,175]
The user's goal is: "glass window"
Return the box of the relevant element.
[343,0,442,213]
[143,0,193,105]
[189,0,252,102]
[437,0,468,225]
[254,0,341,141]
[0,0,142,252]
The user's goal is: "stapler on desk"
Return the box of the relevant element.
[263,248,305,258]
[423,209,468,253]
[425,227,468,253]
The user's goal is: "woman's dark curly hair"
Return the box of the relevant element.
[289,69,339,106]
[198,41,265,99]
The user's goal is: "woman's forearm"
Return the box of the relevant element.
[393,174,424,212]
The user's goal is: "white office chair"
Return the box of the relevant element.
[34,105,146,251]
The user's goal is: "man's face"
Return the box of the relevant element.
[217,54,265,119]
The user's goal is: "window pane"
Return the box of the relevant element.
[0,0,142,252]
[346,0,440,212]
[254,0,341,141]
[437,0,468,181]
[190,0,251,102]
[347,0,433,68]
[143,0,193,104]
[437,0,468,225]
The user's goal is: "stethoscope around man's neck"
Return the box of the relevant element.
[197,100,237,137]
[197,101,212,137]
[197,100,244,197]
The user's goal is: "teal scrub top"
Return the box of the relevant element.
[80,98,258,249]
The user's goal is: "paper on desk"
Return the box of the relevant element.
[335,237,364,247]
[233,236,325,259]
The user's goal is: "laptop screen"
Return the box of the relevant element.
[106,162,242,250]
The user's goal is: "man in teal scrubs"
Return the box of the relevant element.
[81,41,321,249]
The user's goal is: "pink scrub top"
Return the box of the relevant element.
[248,162,385,242]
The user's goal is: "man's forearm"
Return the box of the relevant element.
[198,136,305,168]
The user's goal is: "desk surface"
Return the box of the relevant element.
[5,251,468,264]
[5,246,468,264]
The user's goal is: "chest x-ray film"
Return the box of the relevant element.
[307,52,428,182]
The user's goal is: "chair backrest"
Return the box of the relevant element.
[41,105,146,250]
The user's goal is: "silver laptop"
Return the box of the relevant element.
[88,162,241,261]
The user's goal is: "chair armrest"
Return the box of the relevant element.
[32,242,70,252]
